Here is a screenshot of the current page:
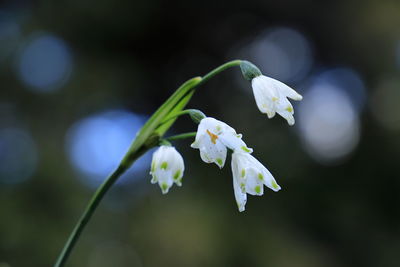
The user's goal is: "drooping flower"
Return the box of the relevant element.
[231,151,281,212]
[191,117,253,168]
[150,145,184,194]
[251,75,302,125]
[240,60,302,125]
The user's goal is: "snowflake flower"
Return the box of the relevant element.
[231,151,281,212]
[150,145,184,194]
[191,117,253,168]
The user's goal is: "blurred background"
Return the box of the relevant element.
[0,0,399,266]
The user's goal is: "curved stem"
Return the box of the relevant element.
[197,59,242,86]
[158,60,242,131]
[54,146,151,267]
[164,132,197,142]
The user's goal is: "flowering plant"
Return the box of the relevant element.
[55,60,302,266]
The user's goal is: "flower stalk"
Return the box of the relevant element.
[164,132,197,142]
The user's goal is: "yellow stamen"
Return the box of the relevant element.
[206,129,218,144]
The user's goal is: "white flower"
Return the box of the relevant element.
[191,117,253,168]
[231,151,281,212]
[150,145,184,194]
[251,75,302,126]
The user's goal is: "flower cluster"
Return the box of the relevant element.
[192,117,281,211]
[56,60,304,267]
[149,61,302,211]
[190,117,253,168]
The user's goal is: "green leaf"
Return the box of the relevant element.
[155,90,195,136]
[121,77,201,167]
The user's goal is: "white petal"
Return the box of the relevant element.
[197,134,227,168]
[219,131,253,153]
[191,118,216,148]
[265,76,302,101]
[155,169,174,194]
[234,151,281,193]
[244,168,264,196]
[170,152,184,186]
[231,152,247,193]
[192,117,240,168]
[232,171,247,212]
[231,153,248,212]
[252,77,277,118]
[276,97,295,125]
[262,168,281,192]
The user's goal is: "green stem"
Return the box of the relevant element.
[197,59,242,86]
[54,146,151,267]
[164,132,197,142]
[54,59,243,267]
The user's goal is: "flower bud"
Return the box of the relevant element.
[188,109,206,124]
[240,60,262,81]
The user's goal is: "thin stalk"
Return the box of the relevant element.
[54,146,151,267]
[164,132,197,142]
[197,59,241,86]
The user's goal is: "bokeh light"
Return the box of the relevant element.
[15,33,73,92]
[0,127,38,184]
[314,67,367,113]
[370,77,400,131]
[65,110,151,187]
[297,79,361,164]
[240,27,313,83]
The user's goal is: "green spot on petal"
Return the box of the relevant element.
[255,185,261,194]
[258,173,264,180]
[241,146,251,153]
[240,183,246,192]
[241,169,246,178]
[216,158,223,166]
[160,161,168,170]
[173,170,181,180]
[285,106,293,113]
[271,180,279,190]
[161,183,168,192]
[151,161,155,173]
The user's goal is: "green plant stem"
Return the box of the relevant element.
[197,59,241,86]
[54,59,242,267]
[54,146,151,267]
[164,132,197,142]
